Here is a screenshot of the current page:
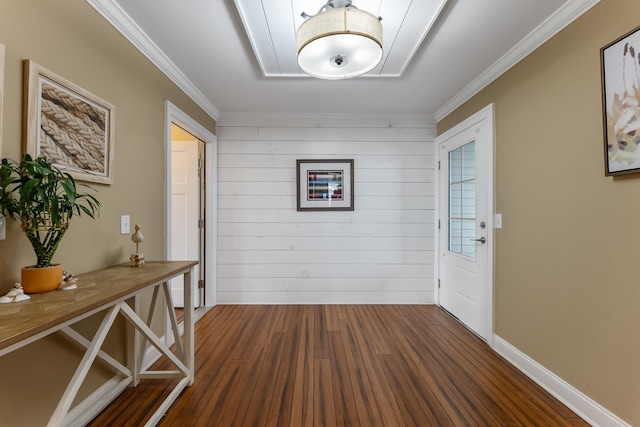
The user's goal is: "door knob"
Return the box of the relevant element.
[470,237,486,244]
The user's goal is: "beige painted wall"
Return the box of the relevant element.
[438,0,640,423]
[0,1,215,425]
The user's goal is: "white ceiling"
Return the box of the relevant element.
[88,0,599,120]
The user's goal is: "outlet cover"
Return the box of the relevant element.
[121,215,131,235]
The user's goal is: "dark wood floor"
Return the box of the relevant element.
[88,305,588,426]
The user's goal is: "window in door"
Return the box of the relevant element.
[448,141,476,258]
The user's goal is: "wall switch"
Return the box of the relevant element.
[0,215,5,240]
[495,213,503,229]
[121,215,131,235]
[300,267,308,279]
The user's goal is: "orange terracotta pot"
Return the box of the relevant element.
[21,264,63,294]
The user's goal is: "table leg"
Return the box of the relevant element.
[183,268,194,384]
[48,305,120,426]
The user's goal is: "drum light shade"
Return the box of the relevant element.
[296,8,383,80]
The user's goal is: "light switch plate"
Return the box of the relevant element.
[495,213,503,229]
[121,215,131,235]
[0,215,5,240]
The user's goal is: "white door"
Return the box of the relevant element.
[436,105,494,341]
[170,140,201,308]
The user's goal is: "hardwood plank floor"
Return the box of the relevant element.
[88,305,589,426]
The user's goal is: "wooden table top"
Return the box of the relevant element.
[0,260,198,351]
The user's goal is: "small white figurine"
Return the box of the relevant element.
[59,271,78,291]
[0,283,31,303]
[132,224,144,251]
[130,224,145,267]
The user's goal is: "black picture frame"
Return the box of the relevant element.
[601,25,640,176]
[296,159,354,211]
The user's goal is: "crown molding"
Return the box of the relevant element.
[217,112,436,128]
[434,0,600,122]
[86,0,220,120]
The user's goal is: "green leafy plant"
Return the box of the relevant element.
[0,154,100,267]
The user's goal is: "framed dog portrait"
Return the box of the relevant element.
[23,60,115,184]
[297,159,354,211]
[601,25,640,176]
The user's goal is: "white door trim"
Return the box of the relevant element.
[164,101,217,309]
[435,103,495,347]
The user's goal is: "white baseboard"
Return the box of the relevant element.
[492,336,630,427]
[216,292,435,305]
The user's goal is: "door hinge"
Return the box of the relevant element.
[438,219,440,229]
[438,279,441,288]
[438,161,441,170]
[198,219,205,229]
[198,279,205,289]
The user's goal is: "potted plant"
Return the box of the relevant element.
[0,154,100,293]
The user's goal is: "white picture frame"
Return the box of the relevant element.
[23,60,115,184]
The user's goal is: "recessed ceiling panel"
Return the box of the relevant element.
[234,0,449,77]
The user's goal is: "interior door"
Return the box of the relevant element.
[170,139,201,308]
[437,105,494,340]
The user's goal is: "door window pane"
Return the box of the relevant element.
[448,141,476,258]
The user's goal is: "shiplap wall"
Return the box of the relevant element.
[216,113,436,304]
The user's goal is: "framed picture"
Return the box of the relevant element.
[297,159,354,211]
[23,60,115,184]
[601,25,640,176]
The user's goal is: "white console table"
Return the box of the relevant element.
[0,260,198,426]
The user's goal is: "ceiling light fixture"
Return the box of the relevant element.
[296,0,382,80]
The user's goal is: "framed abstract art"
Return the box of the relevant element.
[296,159,354,211]
[601,25,640,176]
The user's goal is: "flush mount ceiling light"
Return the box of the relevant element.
[296,0,382,80]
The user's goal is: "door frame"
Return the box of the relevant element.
[164,101,217,309]
[434,103,495,346]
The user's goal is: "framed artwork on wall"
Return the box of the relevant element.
[296,159,354,211]
[23,60,115,184]
[601,25,640,176]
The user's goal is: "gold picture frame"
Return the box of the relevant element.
[23,60,115,184]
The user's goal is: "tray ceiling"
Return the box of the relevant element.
[233,0,448,77]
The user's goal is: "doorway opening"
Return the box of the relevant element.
[164,101,217,340]
[170,125,205,310]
